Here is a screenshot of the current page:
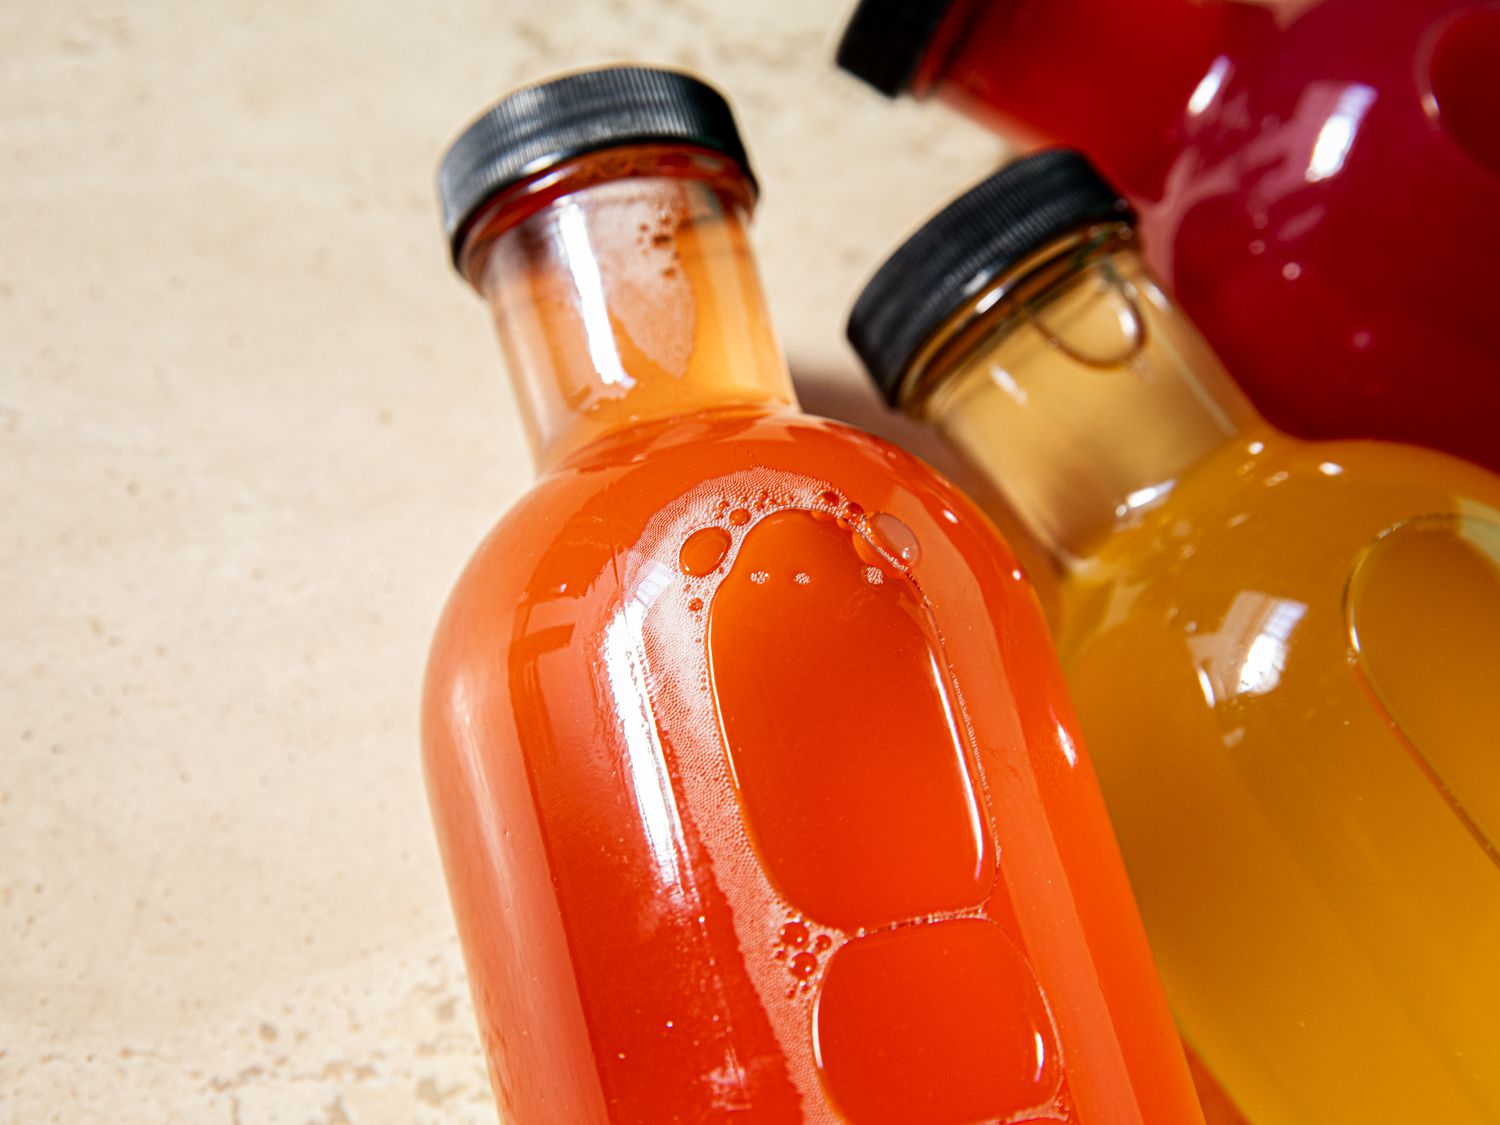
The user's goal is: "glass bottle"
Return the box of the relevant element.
[836,0,1500,474]
[422,69,1203,1124]
[848,148,1500,1125]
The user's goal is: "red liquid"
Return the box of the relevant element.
[910,0,1500,471]
[423,409,1203,1122]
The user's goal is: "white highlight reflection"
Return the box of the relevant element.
[988,361,1028,405]
[1306,85,1376,183]
[1188,56,1232,116]
[928,649,989,882]
[1236,598,1307,696]
[1196,665,1217,708]
[1190,592,1309,702]
[1055,720,1078,768]
[1128,486,1170,519]
[601,560,683,896]
[557,202,635,388]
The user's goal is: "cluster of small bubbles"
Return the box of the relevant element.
[773,916,836,994]
[864,566,884,586]
[627,468,919,1102]
[793,572,811,586]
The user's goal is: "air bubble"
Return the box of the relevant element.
[729,508,750,526]
[789,951,819,980]
[780,920,810,948]
[813,934,832,954]
[870,512,920,566]
[679,527,731,576]
[688,597,704,612]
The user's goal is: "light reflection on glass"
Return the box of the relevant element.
[557,201,635,388]
[1306,84,1377,183]
[926,649,990,882]
[601,559,685,897]
[1124,482,1172,513]
[1191,592,1309,702]
[447,676,509,870]
[1188,56,1232,117]
[1055,719,1079,768]
[987,361,1028,405]
[1196,665,1217,708]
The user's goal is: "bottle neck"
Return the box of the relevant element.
[917,0,1269,199]
[460,148,795,472]
[905,227,1262,575]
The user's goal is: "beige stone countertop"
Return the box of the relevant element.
[0,1,1000,1121]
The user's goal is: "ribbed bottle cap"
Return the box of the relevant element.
[437,66,755,265]
[835,0,957,96]
[847,149,1134,403]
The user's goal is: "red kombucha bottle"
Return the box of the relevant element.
[837,0,1500,472]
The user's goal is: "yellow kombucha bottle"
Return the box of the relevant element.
[848,149,1500,1125]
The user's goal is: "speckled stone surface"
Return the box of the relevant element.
[0,2,999,1120]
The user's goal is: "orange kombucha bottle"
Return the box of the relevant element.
[422,67,1202,1124]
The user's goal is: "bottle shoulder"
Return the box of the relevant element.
[427,408,1047,699]
[1061,433,1500,650]
[468,408,1018,582]
[1088,434,1499,571]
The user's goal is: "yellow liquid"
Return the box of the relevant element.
[1058,430,1500,1122]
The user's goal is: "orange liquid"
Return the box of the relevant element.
[422,407,1203,1123]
